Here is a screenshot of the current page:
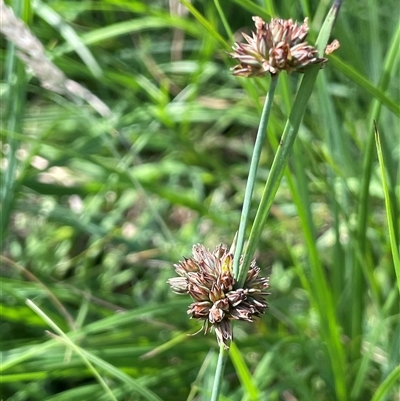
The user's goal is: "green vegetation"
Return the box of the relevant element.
[1,1,399,400]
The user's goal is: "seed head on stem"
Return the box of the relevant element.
[168,242,269,349]
[230,16,338,77]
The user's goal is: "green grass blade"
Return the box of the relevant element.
[26,299,118,401]
[232,0,271,19]
[26,299,166,401]
[1,300,188,372]
[357,20,400,249]
[314,0,342,55]
[291,142,347,401]
[229,342,260,401]
[370,364,400,401]
[374,123,400,290]
[33,0,102,77]
[213,0,232,39]
[329,55,400,116]
[0,1,27,243]
[54,17,201,56]
[176,0,228,49]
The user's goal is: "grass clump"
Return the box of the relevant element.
[1,1,399,400]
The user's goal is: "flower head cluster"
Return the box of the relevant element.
[168,243,269,349]
[230,16,331,76]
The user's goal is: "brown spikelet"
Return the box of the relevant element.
[167,243,269,349]
[230,16,337,77]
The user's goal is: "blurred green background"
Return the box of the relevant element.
[1,0,399,400]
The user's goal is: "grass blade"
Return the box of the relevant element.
[229,342,260,401]
[374,123,400,290]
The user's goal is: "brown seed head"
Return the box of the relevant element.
[230,16,336,77]
[167,243,270,349]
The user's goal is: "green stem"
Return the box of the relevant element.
[210,345,229,401]
[238,0,342,285]
[240,67,320,281]
[233,76,278,286]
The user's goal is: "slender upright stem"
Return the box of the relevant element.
[210,345,229,401]
[239,0,343,291]
[233,75,279,286]
[239,67,319,279]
